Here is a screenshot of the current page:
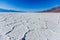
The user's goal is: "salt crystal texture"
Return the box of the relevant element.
[0,13,60,40]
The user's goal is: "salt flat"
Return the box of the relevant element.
[0,13,60,40]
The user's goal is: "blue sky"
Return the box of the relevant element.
[0,0,60,11]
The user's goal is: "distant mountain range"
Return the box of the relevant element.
[0,8,24,12]
[1,6,60,12]
[41,6,60,12]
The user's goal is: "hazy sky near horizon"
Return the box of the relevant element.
[0,0,60,11]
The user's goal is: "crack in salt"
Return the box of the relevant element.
[21,26,32,40]
[5,26,15,35]
[21,30,30,40]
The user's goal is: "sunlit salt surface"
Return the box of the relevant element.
[0,13,60,40]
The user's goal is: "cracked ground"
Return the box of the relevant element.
[0,13,60,40]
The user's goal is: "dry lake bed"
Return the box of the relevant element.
[0,12,60,40]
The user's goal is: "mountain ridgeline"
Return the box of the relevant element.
[41,6,60,12]
[0,8,24,12]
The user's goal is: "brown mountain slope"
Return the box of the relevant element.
[41,6,60,12]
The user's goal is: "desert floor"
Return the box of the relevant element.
[0,12,60,40]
